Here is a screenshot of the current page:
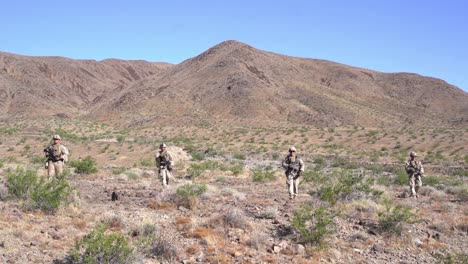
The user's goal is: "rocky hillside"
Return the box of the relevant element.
[0,52,172,116]
[1,41,467,127]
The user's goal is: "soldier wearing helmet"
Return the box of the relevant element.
[281,146,305,199]
[404,151,424,198]
[155,143,173,187]
[43,134,69,180]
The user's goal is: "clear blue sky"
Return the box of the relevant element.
[1,0,467,91]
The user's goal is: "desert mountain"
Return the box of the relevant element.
[0,52,172,116]
[1,41,467,127]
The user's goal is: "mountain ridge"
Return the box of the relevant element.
[1,41,466,127]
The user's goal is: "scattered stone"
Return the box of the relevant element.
[295,244,305,255]
[0,241,4,248]
[372,244,385,253]
[272,245,281,254]
[412,238,423,247]
[178,206,189,212]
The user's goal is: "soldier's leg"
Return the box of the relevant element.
[409,174,416,196]
[48,161,55,180]
[415,175,422,197]
[161,169,168,187]
[55,161,63,176]
[288,175,294,199]
[293,178,299,196]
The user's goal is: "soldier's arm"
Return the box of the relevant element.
[155,153,160,167]
[299,158,305,171]
[281,157,289,169]
[168,152,174,166]
[419,162,424,175]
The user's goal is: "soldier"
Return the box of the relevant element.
[404,151,424,198]
[282,146,304,199]
[43,135,69,180]
[155,143,173,187]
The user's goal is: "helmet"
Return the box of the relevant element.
[409,151,417,157]
[52,135,61,140]
[289,146,297,152]
[160,143,167,148]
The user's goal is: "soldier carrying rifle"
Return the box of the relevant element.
[281,146,304,200]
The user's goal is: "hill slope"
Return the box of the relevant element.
[1,41,467,127]
[96,40,468,127]
[0,52,172,116]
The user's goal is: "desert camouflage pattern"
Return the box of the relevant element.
[44,143,69,179]
[405,160,424,197]
[282,155,304,199]
[155,150,173,187]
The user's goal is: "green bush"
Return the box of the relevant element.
[176,183,207,198]
[6,167,38,199]
[434,251,468,264]
[30,176,73,212]
[70,156,98,174]
[187,161,221,180]
[0,160,4,168]
[378,198,415,235]
[6,168,73,213]
[393,168,408,186]
[139,157,153,167]
[233,152,246,160]
[176,183,207,209]
[252,168,276,182]
[446,186,468,202]
[291,205,335,249]
[317,171,380,206]
[71,224,134,264]
[112,167,126,175]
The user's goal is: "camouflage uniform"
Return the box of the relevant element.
[155,143,173,187]
[44,135,69,180]
[282,146,304,199]
[405,152,424,198]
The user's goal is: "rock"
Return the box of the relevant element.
[372,244,385,253]
[413,238,423,247]
[272,245,281,254]
[295,244,305,255]
[178,206,189,212]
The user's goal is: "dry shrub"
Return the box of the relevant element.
[189,227,214,239]
[176,217,193,232]
[147,200,176,210]
[205,253,231,264]
[100,214,125,231]
[189,227,225,247]
[176,217,192,225]
[223,208,250,229]
[246,231,269,250]
[187,243,200,255]
[73,220,87,230]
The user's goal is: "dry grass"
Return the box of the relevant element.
[147,200,176,210]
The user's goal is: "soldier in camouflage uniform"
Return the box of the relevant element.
[282,146,304,199]
[43,135,69,180]
[155,143,173,187]
[405,151,424,198]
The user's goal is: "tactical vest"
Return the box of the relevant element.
[48,144,62,161]
[158,152,170,167]
[286,155,302,171]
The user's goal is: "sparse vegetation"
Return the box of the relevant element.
[6,167,73,212]
[176,183,207,209]
[378,197,415,235]
[70,224,135,264]
[70,156,98,174]
[252,168,276,182]
[292,205,336,249]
